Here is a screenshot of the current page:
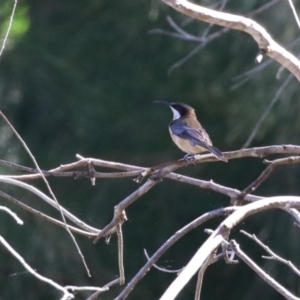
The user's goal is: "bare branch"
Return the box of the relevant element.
[286,0,300,30]
[2,145,300,182]
[87,278,121,300]
[0,205,23,224]
[153,0,279,72]
[159,196,300,300]
[230,240,300,300]
[117,224,125,285]
[0,190,97,237]
[242,73,294,148]
[194,253,214,300]
[0,235,74,300]
[93,179,156,242]
[237,156,300,202]
[0,177,100,233]
[65,286,108,292]
[168,42,207,73]
[0,0,17,57]
[115,207,237,300]
[0,111,91,276]
[231,59,273,90]
[161,0,300,81]
[144,249,183,273]
[240,230,300,277]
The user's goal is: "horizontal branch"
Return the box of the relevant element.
[0,145,299,182]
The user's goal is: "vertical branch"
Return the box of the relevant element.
[117,224,125,285]
[194,253,214,300]
[0,0,17,57]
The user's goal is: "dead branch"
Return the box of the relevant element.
[237,156,300,202]
[161,0,300,81]
[93,179,156,242]
[115,207,237,300]
[194,253,214,300]
[160,196,300,300]
[0,190,97,237]
[241,230,300,277]
[0,235,74,300]
[0,177,100,233]
[144,249,183,273]
[230,240,299,300]
[0,205,23,224]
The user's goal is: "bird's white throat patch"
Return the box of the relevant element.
[171,107,180,120]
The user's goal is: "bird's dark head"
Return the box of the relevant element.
[154,101,195,120]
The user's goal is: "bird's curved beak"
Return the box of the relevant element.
[154,100,171,106]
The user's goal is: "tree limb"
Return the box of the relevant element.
[161,0,300,81]
[159,196,300,300]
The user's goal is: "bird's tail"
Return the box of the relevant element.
[207,145,227,162]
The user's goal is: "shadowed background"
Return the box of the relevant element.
[0,0,300,299]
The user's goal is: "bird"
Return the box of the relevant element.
[155,101,227,162]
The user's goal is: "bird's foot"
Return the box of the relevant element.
[183,154,196,162]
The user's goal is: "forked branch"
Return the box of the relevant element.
[161,0,300,81]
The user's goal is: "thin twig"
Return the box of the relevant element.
[0,111,91,276]
[93,179,157,243]
[286,0,300,30]
[65,286,108,292]
[0,0,17,57]
[156,0,279,72]
[159,197,300,300]
[0,190,97,237]
[230,240,299,300]
[144,249,183,273]
[237,156,300,202]
[0,158,142,180]
[242,73,294,148]
[231,59,273,90]
[87,278,121,300]
[168,42,207,74]
[0,235,74,299]
[2,145,299,182]
[162,0,300,81]
[117,224,125,285]
[0,177,100,233]
[240,230,300,277]
[194,253,214,300]
[115,207,237,300]
[0,205,23,224]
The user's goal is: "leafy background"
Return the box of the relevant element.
[0,0,300,299]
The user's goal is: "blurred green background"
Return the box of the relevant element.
[1,0,300,299]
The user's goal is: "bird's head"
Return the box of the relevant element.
[154,101,195,120]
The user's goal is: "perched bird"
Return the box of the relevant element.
[155,101,227,162]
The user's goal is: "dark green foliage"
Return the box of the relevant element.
[0,0,300,299]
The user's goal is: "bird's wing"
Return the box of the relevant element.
[170,122,212,148]
[170,122,227,162]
